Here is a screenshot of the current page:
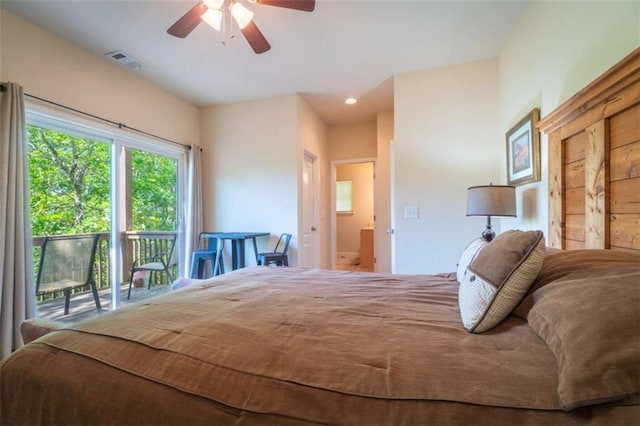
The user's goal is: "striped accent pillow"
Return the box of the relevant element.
[459,230,545,333]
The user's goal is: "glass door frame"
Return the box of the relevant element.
[26,101,187,311]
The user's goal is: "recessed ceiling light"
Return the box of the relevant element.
[345,97,358,105]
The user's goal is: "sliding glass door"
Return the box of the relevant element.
[26,109,185,319]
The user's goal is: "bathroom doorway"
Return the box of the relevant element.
[332,160,375,272]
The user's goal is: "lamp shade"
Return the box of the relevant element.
[466,185,516,217]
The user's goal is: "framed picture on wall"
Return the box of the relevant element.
[506,108,540,186]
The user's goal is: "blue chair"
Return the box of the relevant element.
[190,233,225,278]
[257,233,292,266]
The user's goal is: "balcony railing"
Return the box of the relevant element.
[33,231,177,303]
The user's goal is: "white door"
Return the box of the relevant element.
[301,151,319,268]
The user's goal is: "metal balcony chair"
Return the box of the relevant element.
[127,235,177,299]
[257,233,292,266]
[190,232,225,279]
[36,234,102,315]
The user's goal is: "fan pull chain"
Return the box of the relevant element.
[220,2,235,46]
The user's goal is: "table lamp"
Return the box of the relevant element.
[466,184,516,242]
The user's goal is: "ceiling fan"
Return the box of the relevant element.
[167,0,315,54]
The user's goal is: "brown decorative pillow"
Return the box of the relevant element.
[515,249,640,319]
[522,249,640,410]
[458,230,545,333]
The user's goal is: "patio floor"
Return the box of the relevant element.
[37,283,172,323]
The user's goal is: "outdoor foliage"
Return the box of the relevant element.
[27,125,177,237]
[131,150,177,231]
[28,126,110,235]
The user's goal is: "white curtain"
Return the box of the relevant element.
[0,82,36,359]
[184,145,203,276]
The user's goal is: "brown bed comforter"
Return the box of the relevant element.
[1,267,637,425]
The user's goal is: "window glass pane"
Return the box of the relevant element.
[27,124,112,309]
[336,180,353,213]
[130,149,178,231]
[28,125,111,235]
[126,149,179,295]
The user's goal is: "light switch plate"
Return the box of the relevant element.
[404,206,419,219]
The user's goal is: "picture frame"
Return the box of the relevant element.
[506,108,540,186]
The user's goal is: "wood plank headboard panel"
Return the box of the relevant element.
[539,47,640,252]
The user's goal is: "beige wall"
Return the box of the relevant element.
[200,95,300,266]
[336,162,374,254]
[0,10,199,145]
[498,1,640,237]
[394,58,501,273]
[328,121,377,161]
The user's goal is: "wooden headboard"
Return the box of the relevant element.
[538,48,639,253]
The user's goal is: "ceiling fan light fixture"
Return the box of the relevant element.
[203,0,225,9]
[202,8,223,31]
[231,2,254,29]
[167,0,315,53]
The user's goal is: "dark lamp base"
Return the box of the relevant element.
[482,227,495,242]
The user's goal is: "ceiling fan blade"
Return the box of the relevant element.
[256,0,315,12]
[241,21,271,54]
[167,2,207,38]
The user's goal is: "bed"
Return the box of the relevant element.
[2,48,639,426]
[1,245,639,425]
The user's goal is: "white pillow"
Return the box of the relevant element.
[456,238,488,284]
[459,230,546,333]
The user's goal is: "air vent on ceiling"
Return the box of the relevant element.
[105,50,143,70]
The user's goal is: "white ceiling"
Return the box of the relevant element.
[1,0,529,125]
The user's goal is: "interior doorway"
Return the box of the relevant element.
[332,159,375,272]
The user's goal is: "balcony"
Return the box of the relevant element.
[34,230,177,322]
[37,282,172,323]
